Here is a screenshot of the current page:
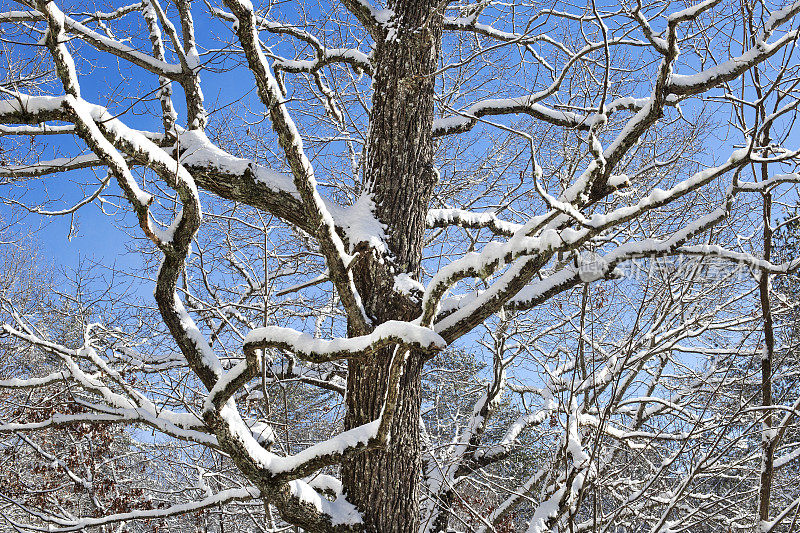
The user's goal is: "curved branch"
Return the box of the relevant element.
[18,487,259,532]
[242,320,445,363]
[427,208,522,237]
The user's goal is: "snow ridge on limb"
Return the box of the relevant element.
[170,0,207,129]
[141,0,178,138]
[667,0,800,95]
[273,48,371,74]
[61,13,182,76]
[432,40,666,138]
[15,487,260,532]
[205,321,445,412]
[0,370,71,389]
[0,123,74,135]
[223,0,370,334]
[433,96,588,136]
[243,320,445,362]
[427,208,523,237]
[677,244,800,273]
[337,0,392,40]
[0,153,103,178]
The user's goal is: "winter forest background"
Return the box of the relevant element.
[2,0,800,531]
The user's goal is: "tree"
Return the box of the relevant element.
[0,231,155,530]
[2,0,800,531]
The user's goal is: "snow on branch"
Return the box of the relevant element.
[72,2,141,22]
[286,480,363,528]
[677,245,800,273]
[442,14,550,43]
[242,320,445,362]
[141,0,178,138]
[0,91,176,250]
[337,0,392,39]
[0,370,71,389]
[0,153,103,178]
[0,123,74,135]
[177,129,297,198]
[0,9,40,22]
[206,321,444,412]
[473,411,548,463]
[427,208,523,237]
[62,10,183,77]
[433,95,588,136]
[16,487,260,532]
[433,47,661,137]
[213,5,373,74]
[276,49,371,74]
[737,171,800,192]
[9,6,184,76]
[668,0,800,95]
[210,4,371,75]
[199,347,411,529]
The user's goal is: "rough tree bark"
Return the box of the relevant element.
[341,1,442,531]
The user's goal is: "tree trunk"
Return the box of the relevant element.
[341,1,442,531]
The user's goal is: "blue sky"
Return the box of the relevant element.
[2,2,246,272]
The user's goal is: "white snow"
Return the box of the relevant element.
[525,486,565,533]
[393,273,424,295]
[64,13,183,75]
[577,251,609,282]
[288,480,363,525]
[434,95,582,134]
[328,193,387,253]
[177,129,295,193]
[250,420,276,445]
[244,320,445,359]
[427,208,523,235]
[217,403,382,476]
[0,93,66,116]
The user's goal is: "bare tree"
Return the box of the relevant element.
[2,0,800,531]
